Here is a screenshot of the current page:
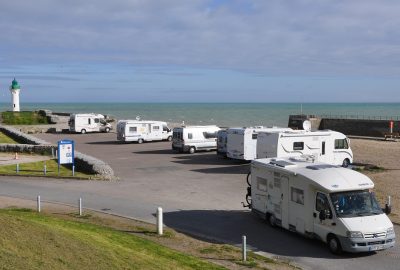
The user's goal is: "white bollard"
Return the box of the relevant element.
[157,207,163,235]
[79,197,82,216]
[242,235,247,261]
[16,163,19,174]
[44,163,47,175]
[72,165,75,177]
[388,195,391,206]
[37,195,41,213]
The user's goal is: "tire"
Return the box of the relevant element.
[328,235,342,255]
[138,138,144,144]
[105,127,110,133]
[167,136,172,142]
[246,172,251,186]
[342,158,350,168]
[81,129,86,134]
[268,214,276,227]
[189,146,196,154]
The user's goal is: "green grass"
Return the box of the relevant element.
[0,132,19,144]
[0,209,225,270]
[1,111,49,125]
[0,159,94,179]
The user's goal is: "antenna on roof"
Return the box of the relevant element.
[136,116,141,121]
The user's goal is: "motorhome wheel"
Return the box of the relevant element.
[167,136,172,141]
[327,235,342,254]
[138,138,144,144]
[105,127,110,133]
[189,147,196,154]
[81,129,86,134]
[342,158,350,168]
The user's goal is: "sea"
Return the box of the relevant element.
[0,103,399,127]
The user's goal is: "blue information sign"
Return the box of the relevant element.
[57,140,75,165]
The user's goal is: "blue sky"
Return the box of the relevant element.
[0,0,399,102]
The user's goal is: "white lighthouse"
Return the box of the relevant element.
[9,78,21,112]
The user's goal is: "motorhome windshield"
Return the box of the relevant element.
[330,190,383,218]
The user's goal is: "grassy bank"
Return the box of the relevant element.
[0,132,19,144]
[1,111,49,125]
[0,159,94,179]
[0,208,225,270]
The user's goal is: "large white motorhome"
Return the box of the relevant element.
[256,130,353,167]
[172,125,221,154]
[117,120,172,143]
[69,113,112,134]
[226,127,292,161]
[217,129,228,157]
[246,157,395,254]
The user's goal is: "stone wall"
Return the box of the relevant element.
[0,125,115,180]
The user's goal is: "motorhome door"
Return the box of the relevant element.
[267,172,289,228]
[151,124,161,140]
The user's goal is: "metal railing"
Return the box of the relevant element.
[318,114,400,121]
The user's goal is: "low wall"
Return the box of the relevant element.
[0,125,115,180]
[320,118,398,137]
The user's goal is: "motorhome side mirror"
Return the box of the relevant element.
[319,211,326,221]
[384,204,392,215]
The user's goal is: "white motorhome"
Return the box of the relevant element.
[246,157,395,254]
[217,129,228,157]
[172,125,220,154]
[69,113,112,134]
[226,127,292,161]
[256,130,353,167]
[117,120,172,143]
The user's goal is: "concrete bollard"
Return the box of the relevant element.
[242,235,247,261]
[79,197,82,216]
[16,163,19,174]
[72,165,75,177]
[44,163,47,176]
[157,207,163,235]
[388,195,391,206]
[37,195,41,213]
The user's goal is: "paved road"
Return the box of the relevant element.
[0,132,399,270]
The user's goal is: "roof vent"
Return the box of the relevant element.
[269,160,296,168]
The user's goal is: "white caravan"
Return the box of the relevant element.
[226,127,292,161]
[172,125,221,154]
[256,130,353,167]
[116,120,172,143]
[217,129,228,157]
[69,113,112,134]
[246,157,395,254]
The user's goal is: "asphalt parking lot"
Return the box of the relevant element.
[0,131,398,270]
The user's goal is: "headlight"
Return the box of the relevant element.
[347,231,363,238]
[387,227,395,235]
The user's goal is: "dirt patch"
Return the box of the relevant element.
[351,138,400,224]
[0,153,51,165]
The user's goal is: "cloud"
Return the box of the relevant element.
[0,0,399,77]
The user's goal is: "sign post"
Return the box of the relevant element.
[57,140,75,176]
[390,121,394,134]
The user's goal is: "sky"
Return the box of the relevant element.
[0,0,399,103]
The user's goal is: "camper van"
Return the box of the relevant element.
[226,127,292,161]
[246,157,395,254]
[69,113,112,134]
[117,120,172,143]
[172,125,221,154]
[256,130,353,167]
[217,129,228,157]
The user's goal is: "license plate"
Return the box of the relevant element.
[369,245,384,251]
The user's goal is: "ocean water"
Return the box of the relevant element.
[0,103,399,127]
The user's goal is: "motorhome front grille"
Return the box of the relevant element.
[364,232,386,239]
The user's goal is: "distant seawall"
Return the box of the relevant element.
[288,115,399,137]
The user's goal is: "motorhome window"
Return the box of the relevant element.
[291,187,304,205]
[322,141,326,155]
[330,191,383,218]
[334,139,349,149]
[163,126,169,131]
[129,127,137,132]
[316,192,331,213]
[293,142,304,150]
[88,119,91,125]
[203,132,217,139]
[188,133,193,139]
[252,134,258,140]
[257,177,267,192]
[153,126,160,130]
[94,118,100,123]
